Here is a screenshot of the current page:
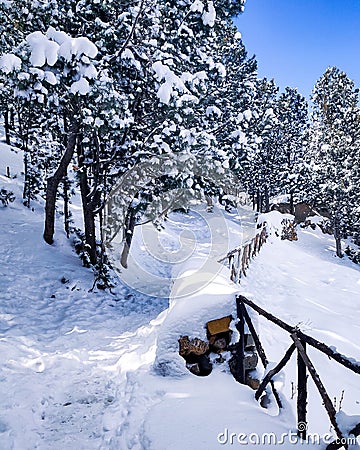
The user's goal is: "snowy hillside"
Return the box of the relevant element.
[0,143,359,449]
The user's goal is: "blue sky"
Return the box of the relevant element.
[234,0,360,98]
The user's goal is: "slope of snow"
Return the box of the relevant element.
[0,144,168,449]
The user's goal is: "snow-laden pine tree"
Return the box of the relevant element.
[0,0,56,145]
[276,87,309,214]
[201,26,257,182]
[309,66,360,257]
[241,77,279,212]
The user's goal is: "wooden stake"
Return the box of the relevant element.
[297,338,308,440]
[247,243,251,267]
[237,298,283,409]
[236,249,242,283]
[235,300,246,384]
[241,248,247,277]
[238,298,268,367]
[291,333,346,448]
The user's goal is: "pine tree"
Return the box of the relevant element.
[242,78,279,212]
[276,87,309,214]
[309,67,360,257]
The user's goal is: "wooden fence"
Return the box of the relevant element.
[218,225,267,283]
[235,295,360,450]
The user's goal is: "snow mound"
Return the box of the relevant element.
[154,257,239,376]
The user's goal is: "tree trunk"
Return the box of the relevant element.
[78,167,97,265]
[121,207,136,269]
[264,186,270,213]
[334,233,342,258]
[43,120,79,245]
[23,151,30,208]
[205,195,213,212]
[4,109,10,145]
[334,217,343,258]
[63,175,71,238]
[256,189,261,212]
[289,192,294,216]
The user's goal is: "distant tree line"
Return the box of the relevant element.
[0,0,358,270]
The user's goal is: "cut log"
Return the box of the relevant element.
[179,336,209,357]
[206,316,232,337]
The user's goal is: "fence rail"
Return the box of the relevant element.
[235,295,360,450]
[218,226,267,283]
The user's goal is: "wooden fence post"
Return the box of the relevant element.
[291,333,347,448]
[235,297,246,384]
[258,232,262,253]
[253,234,259,256]
[237,296,283,409]
[236,249,242,283]
[234,295,359,446]
[229,255,234,281]
[296,335,308,440]
[239,296,360,375]
[241,247,247,277]
[247,242,252,266]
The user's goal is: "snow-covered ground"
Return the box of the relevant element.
[0,143,359,449]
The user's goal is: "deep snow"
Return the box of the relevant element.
[0,142,359,449]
